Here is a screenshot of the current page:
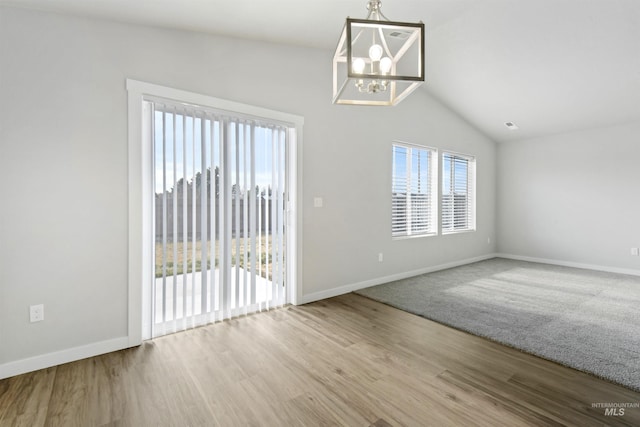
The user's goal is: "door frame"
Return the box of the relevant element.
[126,79,303,344]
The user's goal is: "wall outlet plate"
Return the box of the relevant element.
[631,248,639,256]
[30,304,44,323]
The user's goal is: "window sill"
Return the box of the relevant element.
[442,229,476,236]
[392,232,438,241]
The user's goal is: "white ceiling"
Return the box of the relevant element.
[2,0,639,142]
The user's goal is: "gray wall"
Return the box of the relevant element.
[0,6,496,369]
[497,121,640,271]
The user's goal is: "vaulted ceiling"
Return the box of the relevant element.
[2,0,639,142]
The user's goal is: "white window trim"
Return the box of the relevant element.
[392,141,438,239]
[126,79,303,346]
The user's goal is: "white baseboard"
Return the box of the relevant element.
[495,253,640,277]
[298,253,497,305]
[6,252,632,380]
[0,336,132,380]
[298,252,640,305]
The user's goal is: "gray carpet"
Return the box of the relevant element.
[356,257,640,391]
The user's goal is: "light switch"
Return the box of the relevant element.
[313,197,323,208]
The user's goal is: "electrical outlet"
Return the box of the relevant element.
[378,253,384,262]
[313,197,323,208]
[631,248,639,256]
[30,304,44,323]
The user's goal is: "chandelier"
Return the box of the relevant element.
[332,0,425,106]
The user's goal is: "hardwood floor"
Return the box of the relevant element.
[1,293,639,426]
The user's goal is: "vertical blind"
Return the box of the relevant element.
[148,99,289,337]
[442,152,475,233]
[392,143,436,237]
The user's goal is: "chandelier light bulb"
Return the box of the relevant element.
[352,57,366,74]
[380,57,392,74]
[368,44,383,61]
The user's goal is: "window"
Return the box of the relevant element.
[442,152,475,233]
[392,143,437,237]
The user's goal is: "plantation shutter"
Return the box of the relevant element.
[442,152,475,233]
[392,143,436,237]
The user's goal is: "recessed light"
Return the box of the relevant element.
[505,122,519,130]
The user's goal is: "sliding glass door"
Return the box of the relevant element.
[146,99,290,338]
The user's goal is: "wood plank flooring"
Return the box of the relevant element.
[1,293,639,426]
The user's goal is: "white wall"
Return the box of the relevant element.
[497,121,640,273]
[0,6,496,373]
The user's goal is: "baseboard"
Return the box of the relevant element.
[0,336,132,380]
[7,252,630,379]
[298,253,497,304]
[496,253,640,277]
